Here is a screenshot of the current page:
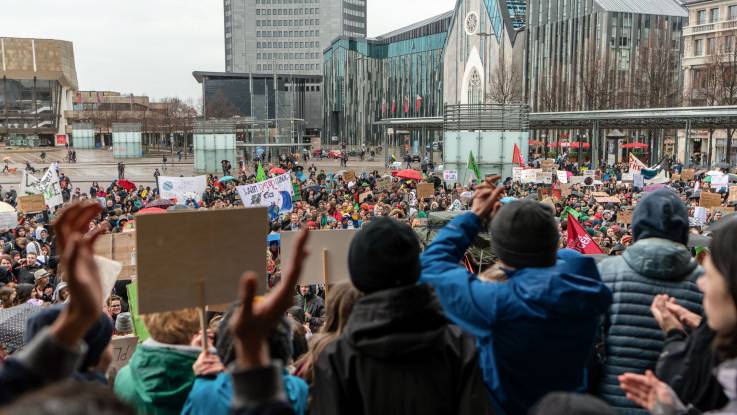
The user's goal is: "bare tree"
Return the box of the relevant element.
[486,51,523,104]
[631,30,682,109]
[205,90,238,119]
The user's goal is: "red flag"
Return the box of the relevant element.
[512,143,525,167]
[415,95,422,112]
[567,213,604,254]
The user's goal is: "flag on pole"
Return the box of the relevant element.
[468,151,482,181]
[512,143,525,167]
[561,206,581,221]
[629,153,647,174]
[567,213,604,254]
[256,162,267,182]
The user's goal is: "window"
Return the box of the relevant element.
[467,69,482,104]
[731,5,737,20]
[726,35,735,52]
[710,8,719,23]
[707,37,715,54]
[697,10,706,25]
[695,38,704,56]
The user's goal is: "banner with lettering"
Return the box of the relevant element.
[237,173,294,216]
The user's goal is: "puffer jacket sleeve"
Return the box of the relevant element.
[420,212,500,339]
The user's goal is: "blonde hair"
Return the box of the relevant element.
[142,308,200,345]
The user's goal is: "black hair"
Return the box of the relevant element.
[710,216,737,358]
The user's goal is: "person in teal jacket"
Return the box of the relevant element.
[420,180,613,415]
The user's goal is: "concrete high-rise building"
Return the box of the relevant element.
[224,0,366,75]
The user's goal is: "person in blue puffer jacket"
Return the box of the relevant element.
[420,179,613,415]
[596,189,703,414]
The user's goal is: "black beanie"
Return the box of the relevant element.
[632,189,689,245]
[348,217,420,294]
[490,200,559,269]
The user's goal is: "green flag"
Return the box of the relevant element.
[256,162,267,182]
[468,151,481,181]
[561,206,581,221]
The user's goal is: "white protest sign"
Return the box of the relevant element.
[106,335,138,384]
[712,174,729,189]
[633,174,644,189]
[513,167,524,183]
[159,176,207,204]
[521,169,539,184]
[535,170,553,184]
[694,206,708,224]
[20,170,63,208]
[443,170,458,182]
[0,202,17,230]
[556,170,568,184]
[621,172,634,182]
[237,173,294,213]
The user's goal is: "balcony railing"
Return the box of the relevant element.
[684,18,737,35]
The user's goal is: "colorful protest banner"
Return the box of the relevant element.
[16,195,46,213]
[135,208,268,314]
[443,170,458,182]
[158,176,207,204]
[282,229,357,286]
[236,173,294,214]
[20,169,63,208]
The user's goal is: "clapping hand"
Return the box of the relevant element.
[230,228,310,369]
[650,294,684,333]
[471,176,505,221]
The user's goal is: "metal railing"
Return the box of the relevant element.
[443,104,530,131]
[684,18,737,35]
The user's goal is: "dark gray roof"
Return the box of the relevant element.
[594,0,687,16]
[374,10,454,41]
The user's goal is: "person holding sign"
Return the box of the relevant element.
[311,218,492,415]
[419,177,613,415]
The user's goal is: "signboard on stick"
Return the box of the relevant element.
[729,186,737,203]
[682,169,696,181]
[158,176,207,204]
[135,208,268,314]
[343,170,357,183]
[700,192,723,209]
[236,173,294,214]
[94,232,136,280]
[106,335,138,384]
[443,170,458,182]
[17,195,46,213]
[417,183,435,200]
[281,229,357,286]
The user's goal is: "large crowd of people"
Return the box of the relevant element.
[0,150,735,415]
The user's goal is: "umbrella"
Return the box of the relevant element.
[147,199,174,209]
[116,179,137,192]
[0,303,43,353]
[219,176,235,182]
[621,142,649,149]
[706,170,723,176]
[270,167,286,175]
[136,207,167,215]
[713,162,731,169]
[568,142,590,149]
[394,169,423,181]
[546,142,560,148]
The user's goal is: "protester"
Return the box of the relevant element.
[597,189,704,412]
[293,285,325,333]
[312,217,493,414]
[420,178,613,415]
[619,216,737,414]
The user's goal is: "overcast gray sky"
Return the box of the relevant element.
[1,0,454,102]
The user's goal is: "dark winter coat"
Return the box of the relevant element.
[312,283,492,415]
[292,292,324,332]
[597,237,704,414]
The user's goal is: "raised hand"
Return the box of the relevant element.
[471,175,505,221]
[619,370,677,411]
[230,228,310,368]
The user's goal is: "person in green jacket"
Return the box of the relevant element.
[114,309,201,415]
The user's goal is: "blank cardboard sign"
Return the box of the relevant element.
[281,229,357,286]
[135,207,268,314]
[94,232,136,280]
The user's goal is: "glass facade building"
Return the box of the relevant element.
[322,12,452,146]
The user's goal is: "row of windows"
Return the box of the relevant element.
[344,8,365,18]
[256,37,319,48]
[256,0,319,4]
[344,0,365,6]
[257,52,321,59]
[694,6,737,25]
[344,19,365,28]
[344,30,365,37]
[256,29,320,38]
[256,63,320,71]
[256,7,319,16]
[256,18,319,26]
[693,36,736,56]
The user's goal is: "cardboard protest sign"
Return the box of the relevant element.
[236,173,294,213]
[592,192,609,197]
[618,209,634,225]
[709,206,735,215]
[106,336,138,384]
[443,170,458,182]
[538,188,551,200]
[620,172,634,182]
[343,170,357,183]
[135,208,268,314]
[521,169,538,184]
[595,196,621,204]
[729,186,737,203]
[682,169,696,181]
[671,173,682,182]
[94,232,136,280]
[158,176,207,204]
[281,229,357,285]
[126,282,150,341]
[560,184,572,198]
[417,183,435,200]
[569,176,585,185]
[541,159,556,172]
[700,192,723,209]
[556,171,568,184]
[17,195,46,213]
[20,169,63,208]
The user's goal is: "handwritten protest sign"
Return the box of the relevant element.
[711,174,729,189]
[556,171,568,184]
[729,186,737,203]
[343,170,357,183]
[443,170,458,182]
[236,173,294,214]
[0,203,17,230]
[700,192,723,209]
[106,336,138,384]
[282,229,357,285]
[94,232,136,280]
[417,183,435,200]
[541,159,556,172]
[535,171,553,185]
[595,196,621,204]
[136,208,268,314]
[20,169,63,208]
[682,169,696,181]
[618,209,634,225]
[633,174,644,189]
[569,176,585,185]
[158,176,207,204]
[512,167,524,182]
[560,184,572,198]
[17,195,46,213]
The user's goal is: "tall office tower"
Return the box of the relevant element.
[224,0,367,75]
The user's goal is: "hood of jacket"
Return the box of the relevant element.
[623,237,698,281]
[343,283,450,360]
[120,342,198,411]
[504,249,613,318]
